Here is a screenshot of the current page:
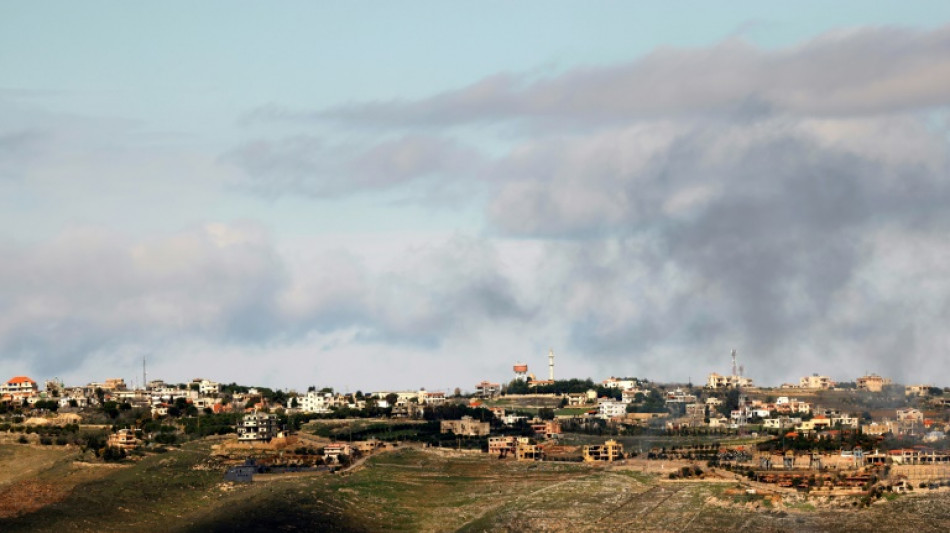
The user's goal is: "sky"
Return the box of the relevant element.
[2,2,950,393]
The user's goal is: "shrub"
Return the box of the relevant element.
[102,446,126,462]
[153,432,177,445]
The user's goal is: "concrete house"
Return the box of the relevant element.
[583,439,624,462]
[1,376,39,401]
[237,412,278,442]
[856,374,892,392]
[440,416,490,437]
[800,374,834,389]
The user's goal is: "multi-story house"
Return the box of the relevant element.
[897,408,924,423]
[1,376,39,401]
[196,379,220,395]
[856,374,892,392]
[299,391,334,413]
[107,428,141,450]
[706,373,754,389]
[419,390,447,405]
[475,381,501,398]
[800,374,834,389]
[598,400,628,419]
[602,378,638,390]
[440,416,490,436]
[665,388,697,404]
[583,439,624,462]
[237,412,278,442]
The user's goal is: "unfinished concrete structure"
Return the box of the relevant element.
[583,439,624,462]
[440,416,490,437]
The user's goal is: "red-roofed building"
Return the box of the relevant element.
[1,376,39,400]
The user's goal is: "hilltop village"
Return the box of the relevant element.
[4,350,950,507]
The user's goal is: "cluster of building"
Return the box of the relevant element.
[0,375,231,414]
[5,351,950,462]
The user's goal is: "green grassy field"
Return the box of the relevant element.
[4,439,950,532]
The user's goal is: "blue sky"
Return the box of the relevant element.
[2,2,950,391]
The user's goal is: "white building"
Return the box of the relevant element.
[665,389,697,404]
[299,391,334,414]
[57,396,89,408]
[602,378,638,390]
[418,390,446,406]
[1,376,39,400]
[598,400,628,419]
[197,379,220,395]
[763,417,801,430]
[831,416,860,429]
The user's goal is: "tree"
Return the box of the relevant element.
[385,393,398,406]
[102,401,120,419]
[290,397,299,408]
[718,389,741,417]
[454,387,462,398]
[632,389,667,413]
[34,400,59,412]
[102,446,126,462]
[538,408,555,420]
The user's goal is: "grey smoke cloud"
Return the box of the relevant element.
[490,117,950,382]
[224,25,950,384]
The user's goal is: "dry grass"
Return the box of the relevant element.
[5,439,950,532]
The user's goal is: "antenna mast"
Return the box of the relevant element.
[731,349,738,377]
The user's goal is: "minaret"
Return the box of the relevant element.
[548,348,555,381]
